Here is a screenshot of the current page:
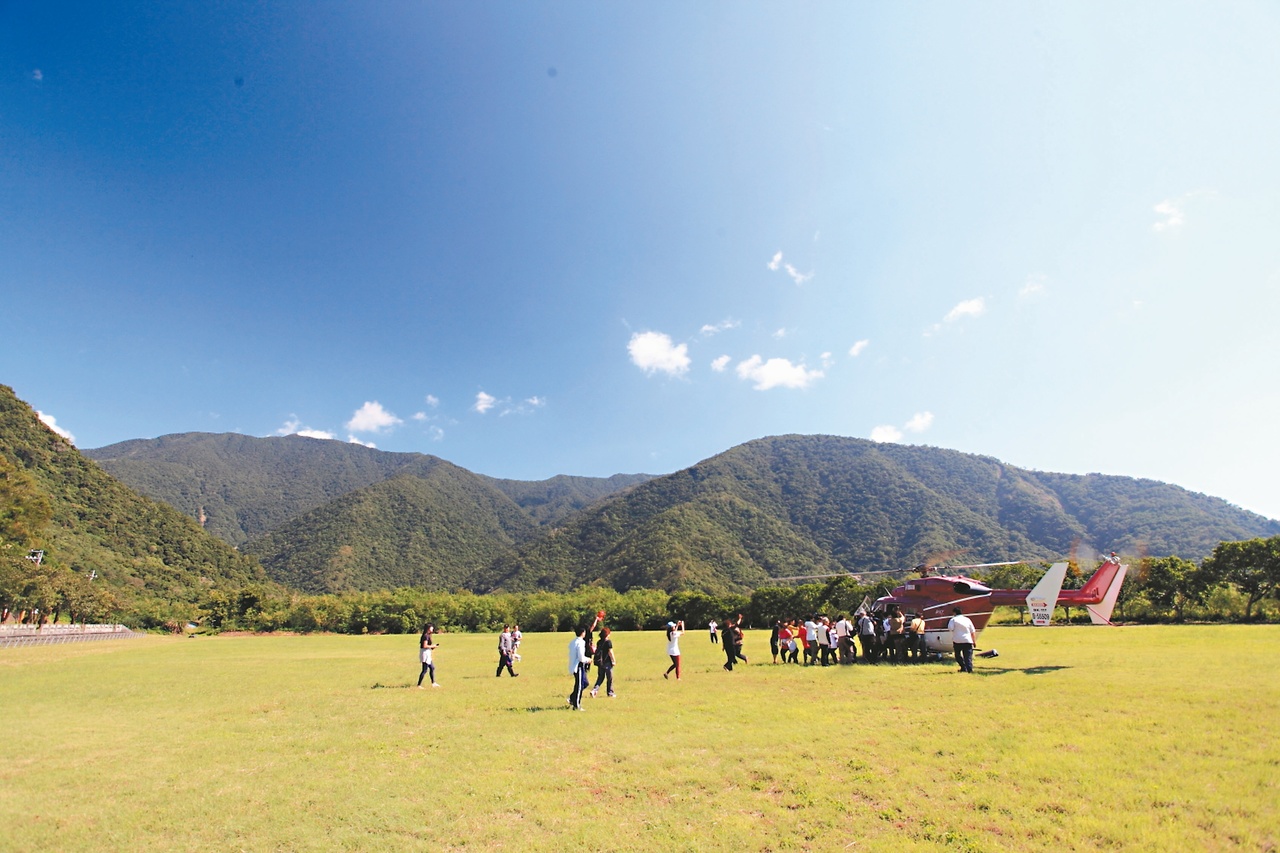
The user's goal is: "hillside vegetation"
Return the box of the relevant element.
[483,435,1279,594]
[86,427,1279,597]
[0,385,267,624]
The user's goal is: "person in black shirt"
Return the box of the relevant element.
[589,626,616,698]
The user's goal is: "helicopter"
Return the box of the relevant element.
[870,552,1129,654]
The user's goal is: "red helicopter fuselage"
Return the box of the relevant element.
[872,556,1126,652]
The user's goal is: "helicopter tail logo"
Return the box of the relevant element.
[1026,562,1069,626]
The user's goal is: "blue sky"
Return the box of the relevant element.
[3,2,1279,522]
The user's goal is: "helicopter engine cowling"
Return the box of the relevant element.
[951,580,992,595]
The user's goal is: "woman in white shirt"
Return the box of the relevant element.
[663,620,684,680]
[416,624,439,688]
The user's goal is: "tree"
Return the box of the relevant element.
[1143,555,1214,621]
[1204,536,1280,620]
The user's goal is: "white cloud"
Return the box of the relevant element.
[345,401,403,433]
[711,354,731,372]
[36,411,75,444]
[473,391,497,414]
[767,250,812,285]
[873,411,934,443]
[870,425,903,443]
[412,412,428,421]
[848,339,870,357]
[525,396,546,408]
[904,411,934,433]
[1020,273,1047,299]
[427,426,445,442]
[772,328,788,339]
[348,435,376,448]
[820,352,834,369]
[735,355,824,390]
[927,297,987,336]
[783,263,812,286]
[945,298,986,323]
[32,69,43,82]
[276,417,336,441]
[628,331,690,377]
[425,394,440,408]
[700,319,740,336]
[1152,199,1185,232]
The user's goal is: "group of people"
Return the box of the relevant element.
[567,612,614,709]
[768,605,977,670]
[416,605,980,696]
[769,611,915,666]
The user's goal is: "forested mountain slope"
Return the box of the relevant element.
[240,459,538,593]
[481,435,1280,594]
[86,433,650,546]
[0,386,266,616]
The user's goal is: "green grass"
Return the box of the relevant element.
[2,625,1277,851]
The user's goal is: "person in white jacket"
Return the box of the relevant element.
[567,626,589,710]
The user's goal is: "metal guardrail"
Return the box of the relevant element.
[0,624,141,648]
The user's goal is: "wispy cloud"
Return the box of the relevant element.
[735,355,824,390]
[1019,273,1047,299]
[1151,190,1218,234]
[276,417,336,441]
[945,298,986,323]
[36,411,74,444]
[766,250,812,285]
[427,425,444,441]
[32,69,43,83]
[926,297,986,336]
[473,391,497,414]
[783,263,812,286]
[1152,199,1185,232]
[345,401,403,433]
[348,435,376,448]
[501,396,547,417]
[904,411,934,433]
[628,331,691,377]
[711,355,731,372]
[848,339,869,357]
[700,319,740,336]
[424,394,440,408]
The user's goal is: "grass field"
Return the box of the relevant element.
[2,624,1277,851]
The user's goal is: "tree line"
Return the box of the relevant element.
[4,526,1278,634]
[140,536,1280,633]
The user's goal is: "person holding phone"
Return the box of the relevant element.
[663,620,684,680]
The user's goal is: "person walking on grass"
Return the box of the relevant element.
[590,626,616,698]
[568,625,589,709]
[724,615,748,669]
[948,607,976,673]
[417,624,440,688]
[663,620,684,680]
[496,625,519,677]
[709,619,719,645]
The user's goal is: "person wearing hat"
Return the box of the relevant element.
[663,620,684,680]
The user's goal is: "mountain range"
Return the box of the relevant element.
[86,428,1280,596]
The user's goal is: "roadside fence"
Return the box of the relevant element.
[0,623,141,649]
